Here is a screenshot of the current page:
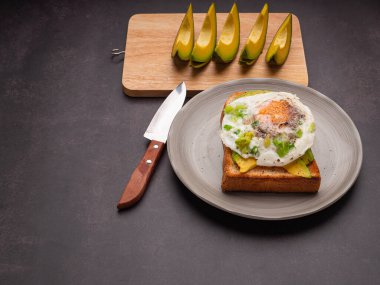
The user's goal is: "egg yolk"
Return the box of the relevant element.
[258,100,291,124]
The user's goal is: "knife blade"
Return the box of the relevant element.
[143,82,186,143]
[117,82,186,210]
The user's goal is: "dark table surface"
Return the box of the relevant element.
[1,0,379,284]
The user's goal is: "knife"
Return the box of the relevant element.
[117,82,186,210]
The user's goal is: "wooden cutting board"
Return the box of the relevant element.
[122,13,307,97]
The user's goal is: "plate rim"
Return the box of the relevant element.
[167,78,363,220]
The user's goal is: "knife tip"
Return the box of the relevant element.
[178,81,186,93]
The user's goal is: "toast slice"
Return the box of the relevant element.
[221,91,321,193]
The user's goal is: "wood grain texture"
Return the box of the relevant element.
[117,140,165,209]
[122,13,308,97]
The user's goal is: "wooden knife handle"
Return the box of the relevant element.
[117,140,165,210]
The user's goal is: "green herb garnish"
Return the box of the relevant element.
[235,132,254,154]
[296,129,303,138]
[273,136,295,158]
[223,104,247,118]
[251,120,259,128]
[234,104,247,117]
[233,129,241,135]
[251,146,259,156]
[224,105,234,114]
[223,125,233,131]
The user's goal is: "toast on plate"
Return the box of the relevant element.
[220,91,321,193]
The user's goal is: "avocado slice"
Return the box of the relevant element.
[232,152,257,173]
[300,149,314,165]
[283,158,311,178]
[231,148,313,177]
[190,3,217,68]
[235,89,271,99]
[214,3,240,63]
[171,4,194,61]
[239,3,269,65]
[265,13,292,65]
[235,132,253,154]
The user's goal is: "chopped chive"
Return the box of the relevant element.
[273,136,295,158]
[251,120,259,128]
[224,105,233,114]
[235,132,254,154]
[251,146,259,156]
[223,125,233,131]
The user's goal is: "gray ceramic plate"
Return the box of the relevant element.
[167,79,362,220]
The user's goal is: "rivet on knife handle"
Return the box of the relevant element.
[117,140,165,210]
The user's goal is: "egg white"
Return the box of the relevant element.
[220,92,315,167]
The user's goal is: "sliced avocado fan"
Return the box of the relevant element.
[190,3,217,68]
[239,3,269,65]
[171,3,194,61]
[214,3,240,63]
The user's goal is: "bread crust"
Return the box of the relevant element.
[221,91,321,193]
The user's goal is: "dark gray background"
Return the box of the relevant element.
[1,0,379,284]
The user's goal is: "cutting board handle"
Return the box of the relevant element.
[117,140,165,210]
